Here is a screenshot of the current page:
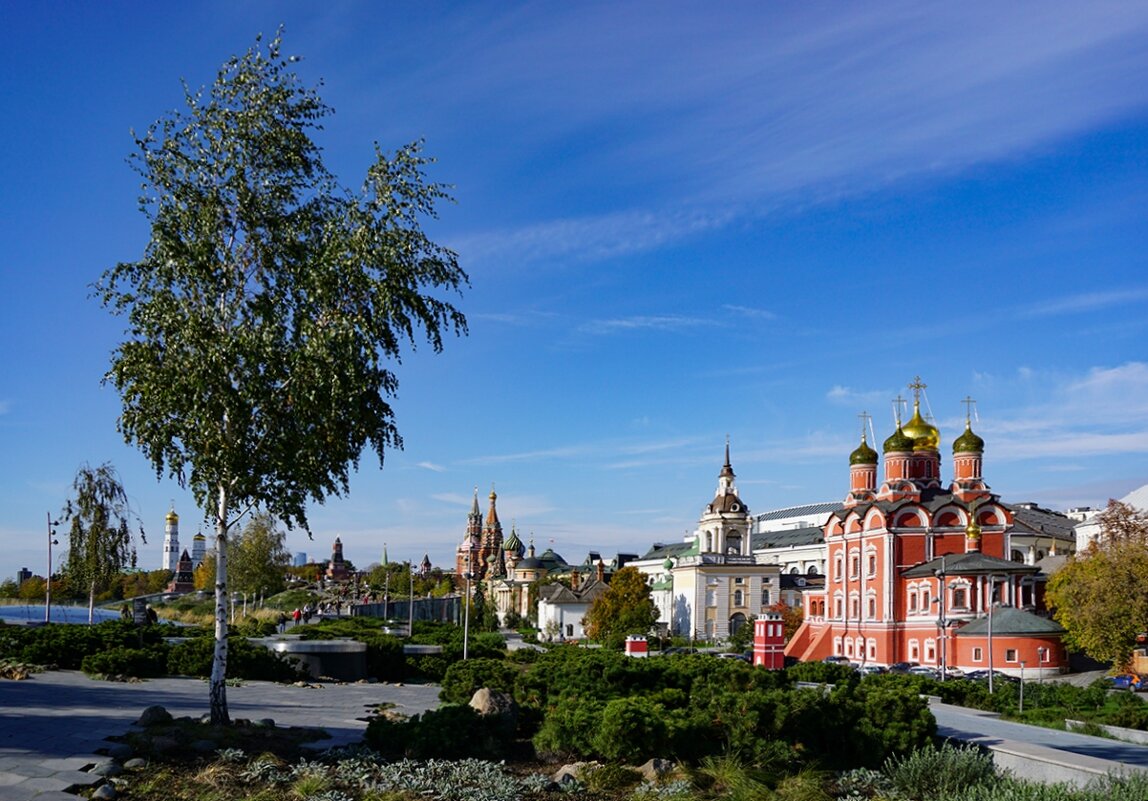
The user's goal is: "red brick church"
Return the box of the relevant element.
[786,378,1066,677]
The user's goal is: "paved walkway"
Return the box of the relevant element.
[0,670,440,801]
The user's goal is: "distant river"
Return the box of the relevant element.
[0,604,122,624]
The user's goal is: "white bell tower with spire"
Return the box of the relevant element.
[162,505,180,573]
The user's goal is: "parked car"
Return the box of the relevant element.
[661,646,699,656]
[1106,673,1145,691]
[823,655,852,665]
[714,652,750,662]
[888,661,920,674]
[907,666,940,678]
[857,664,887,676]
[964,669,1019,684]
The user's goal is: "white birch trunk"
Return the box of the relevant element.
[209,483,231,724]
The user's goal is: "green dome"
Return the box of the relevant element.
[663,557,675,571]
[849,435,878,465]
[883,425,914,453]
[953,421,985,454]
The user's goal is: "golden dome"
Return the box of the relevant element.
[165,507,179,523]
[902,401,940,452]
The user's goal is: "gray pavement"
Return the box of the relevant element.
[0,670,441,801]
[932,699,1148,786]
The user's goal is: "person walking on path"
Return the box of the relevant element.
[292,607,302,627]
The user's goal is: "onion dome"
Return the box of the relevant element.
[883,424,914,453]
[849,433,878,465]
[966,516,982,540]
[663,557,675,571]
[503,526,525,558]
[902,401,940,451]
[165,507,179,523]
[953,420,985,454]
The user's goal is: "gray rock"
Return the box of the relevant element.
[137,705,172,726]
[553,762,595,784]
[90,760,122,777]
[103,743,134,760]
[254,718,276,728]
[636,758,675,782]
[93,783,118,800]
[124,758,148,770]
[469,687,518,732]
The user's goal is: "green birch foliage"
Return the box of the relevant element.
[229,511,290,597]
[96,30,468,531]
[96,31,466,723]
[62,463,141,618]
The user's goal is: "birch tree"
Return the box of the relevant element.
[61,463,142,623]
[97,32,467,723]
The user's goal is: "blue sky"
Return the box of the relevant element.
[3,2,1148,582]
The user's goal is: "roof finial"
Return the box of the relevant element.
[909,376,927,410]
[725,435,731,467]
[961,395,978,426]
[857,410,871,443]
[892,394,906,427]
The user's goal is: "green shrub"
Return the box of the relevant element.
[883,741,996,800]
[166,635,307,681]
[786,661,855,685]
[8,620,178,670]
[583,764,643,794]
[364,704,513,760]
[81,645,169,678]
[532,695,605,759]
[851,681,936,763]
[440,658,518,704]
[592,696,670,763]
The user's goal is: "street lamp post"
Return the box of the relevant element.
[986,574,1005,694]
[462,553,473,661]
[935,555,947,681]
[45,513,58,624]
[1019,660,1026,713]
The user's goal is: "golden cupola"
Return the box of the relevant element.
[901,377,940,451]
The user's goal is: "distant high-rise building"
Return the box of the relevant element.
[162,507,180,573]
[16,567,31,586]
[293,552,308,567]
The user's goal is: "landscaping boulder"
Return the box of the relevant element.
[469,687,517,731]
[137,705,172,727]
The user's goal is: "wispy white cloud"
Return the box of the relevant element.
[433,3,1148,267]
[826,385,892,407]
[723,304,777,321]
[578,315,723,336]
[416,461,446,473]
[975,362,1148,461]
[1021,287,1148,319]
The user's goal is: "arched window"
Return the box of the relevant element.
[726,531,741,555]
[867,595,877,619]
[761,588,771,606]
[834,554,844,581]
[729,613,747,635]
[908,588,918,612]
[807,564,819,575]
[733,589,744,607]
[920,588,931,612]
